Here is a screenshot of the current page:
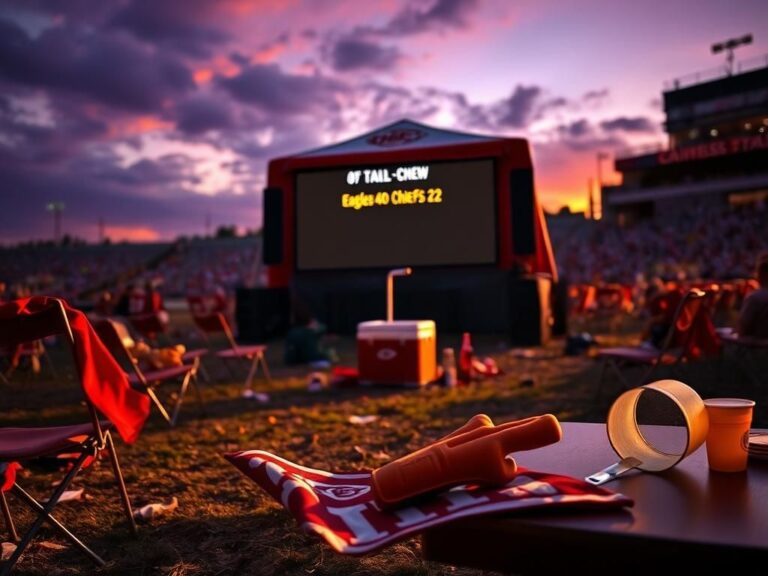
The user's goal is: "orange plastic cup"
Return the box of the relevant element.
[704,398,755,472]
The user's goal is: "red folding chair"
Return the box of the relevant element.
[94,318,203,427]
[0,297,149,573]
[596,289,707,396]
[191,312,271,397]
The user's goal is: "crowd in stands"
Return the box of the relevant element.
[555,203,767,285]
[154,238,262,297]
[0,237,262,306]
[0,243,167,303]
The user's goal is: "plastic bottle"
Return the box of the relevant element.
[442,348,457,387]
[458,332,474,385]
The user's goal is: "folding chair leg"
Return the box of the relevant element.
[243,355,260,391]
[259,354,272,386]
[2,451,104,574]
[170,371,194,427]
[1,491,18,543]
[104,431,138,536]
[145,386,171,423]
[245,353,273,390]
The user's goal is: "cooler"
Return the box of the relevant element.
[357,320,437,386]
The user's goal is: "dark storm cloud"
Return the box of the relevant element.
[219,63,343,115]
[176,95,234,134]
[110,0,229,58]
[0,18,194,112]
[497,85,543,128]
[600,116,657,133]
[559,118,591,138]
[361,83,440,127]
[554,118,625,152]
[381,0,478,36]
[322,0,478,74]
[0,89,108,166]
[3,0,115,23]
[329,38,401,71]
[90,156,197,188]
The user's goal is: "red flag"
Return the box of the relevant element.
[1,297,149,443]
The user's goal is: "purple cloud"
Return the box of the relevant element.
[496,85,543,128]
[0,87,109,167]
[219,63,343,115]
[382,0,479,36]
[583,88,609,102]
[554,118,626,152]
[328,38,401,72]
[111,0,229,58]
[176,95,234,134]
[0,18,194,112]
[600,116,657,133]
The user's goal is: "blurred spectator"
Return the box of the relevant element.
[113,285,132,317]
[737,254,768,339]
[640,279,683,349]
[142,279,170,327]
[94,290,114,316]
[283,305,336,368]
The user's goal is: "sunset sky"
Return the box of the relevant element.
[1,0,766,243]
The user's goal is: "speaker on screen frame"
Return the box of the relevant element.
[263,187,283,265]
[509,169,536,256]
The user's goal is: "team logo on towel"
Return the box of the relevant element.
[311,483,371,501]
[376,348,397,361]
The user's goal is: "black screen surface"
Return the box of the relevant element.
[295,159,496,270]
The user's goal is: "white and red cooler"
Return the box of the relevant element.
[357,320,437,386]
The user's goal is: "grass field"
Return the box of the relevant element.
[2,317,766,575]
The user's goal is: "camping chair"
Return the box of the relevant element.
[0,297,149,573]
[596,288,707,397]
[94,318,203,426]
[127,311,211,383]
[191,311,271,395]
[2,339,57,381]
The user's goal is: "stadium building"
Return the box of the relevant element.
[603,53,768,225]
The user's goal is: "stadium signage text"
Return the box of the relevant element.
[658,133,768,165]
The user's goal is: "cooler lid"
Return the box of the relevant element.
[357,320,435,339]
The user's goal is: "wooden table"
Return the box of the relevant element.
[422,422,768,572]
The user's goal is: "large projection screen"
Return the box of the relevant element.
[295,158,496,270]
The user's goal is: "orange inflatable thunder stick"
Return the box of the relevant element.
[371,413,562,508]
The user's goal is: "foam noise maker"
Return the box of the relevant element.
[587,379,709,485]
[372,413,562,509]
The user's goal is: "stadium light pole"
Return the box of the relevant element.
[46,201,65,243]
[712,34,752,75]
[596,152,609,220]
